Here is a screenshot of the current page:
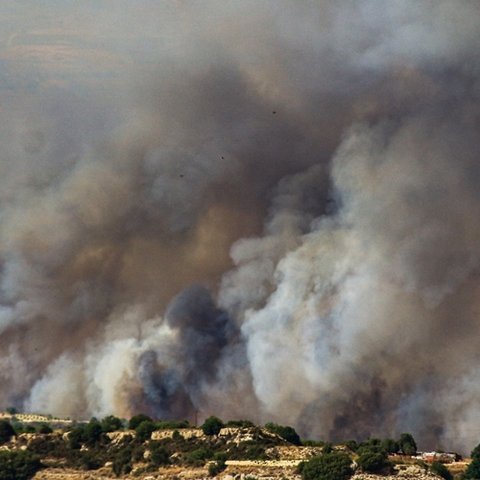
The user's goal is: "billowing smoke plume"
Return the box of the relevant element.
[0,0,479,453]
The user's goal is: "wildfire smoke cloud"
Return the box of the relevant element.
[0,0,479,453]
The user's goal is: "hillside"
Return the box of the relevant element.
[0,414,470,480]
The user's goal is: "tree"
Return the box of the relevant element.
[149,442,170,466]
[465,442,480,479]
[135,420,156,442]
[471,442,480,460]
[344,440,358,452]
[225,419,255,428]
[128,414,152,430]
[301,452,353,480]
[0,421,15,444]
[38,424,53,434]
[381,438,399,454]
[0,450,41,480]
[208,453,227,476]
[112,446,132,477]
[68,425,86,449]
[357,447,390,473]
[84,418,103,445]
[430,461,453,480]
[101,415,123,433]
[201,416,224,436]
[398,433,417,456]
[265,422,301,445]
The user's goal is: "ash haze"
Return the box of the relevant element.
[0,0,479,453]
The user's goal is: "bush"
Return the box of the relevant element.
[38,424,53,434]
[201,416,224,436]
[430,461,453,480]
[398,433,417,456]
[187,447,214,465]
[150,442,170,466]
[208,452,227,476]
[101,415,124,433]
[344,440,358,452]
[0,450,41,480]
[301,452,353,480]
[225,420,255,428]
[84,418,103,445]
[78,451,103,471]
[465,458,480,480]
[155,420,190,430]
[303,440,325,447]
[136,420,156,442]
[172,430,184,441]
[471,443,480,460]
[265,422,301,445]
[357,448,390,473]
[0,421,15,444]
[208,461,226,476]
[128,414,152,430]
[68,426,85,449]
[112,447,132,477]
[381,438,399,454]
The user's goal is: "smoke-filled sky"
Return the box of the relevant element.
[1,0,479,453]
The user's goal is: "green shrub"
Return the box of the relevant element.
[68,426,85,449]
[201,416,224,436]
[430,461,453,480]
[84,418,103,445]
[172,430,184,441]
[112,447,132,477]
[465,458,480,480]
[136,420,156,442]
[225,420,255,428]
[303,440,325,447]
[101,415,124,433]
[128,414,153,430]
[208,461,226,476]
[187,447,214,465]
[265,422,301,445]
[322,442,333,454]
[155,420,190,430]
[208,452,227,476]
[78,451,103,471]
[471,443,480,460]
[398,433,417,456]
[150,442,170,466]
[0,421,15,444]
[381,438,399,454]
[301,452,353,480]
[0,450,42,480]
[357,448,390,473]
[344,440,358,452]
[38,423,53,434]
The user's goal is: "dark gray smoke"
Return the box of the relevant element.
[0,0,479,453]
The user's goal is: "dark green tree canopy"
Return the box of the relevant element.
[0,450,41,480]
[398,433,417,455]
[128,414,152,430]
[430,461,453,480]
[101,415,124,433]
[0,421,15,445]
[135,420,156,442]
[201,416,224,436]
[357,447,390,473]
[265,422,301,445]
[301,452,353,480]
[465,442,480,479]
